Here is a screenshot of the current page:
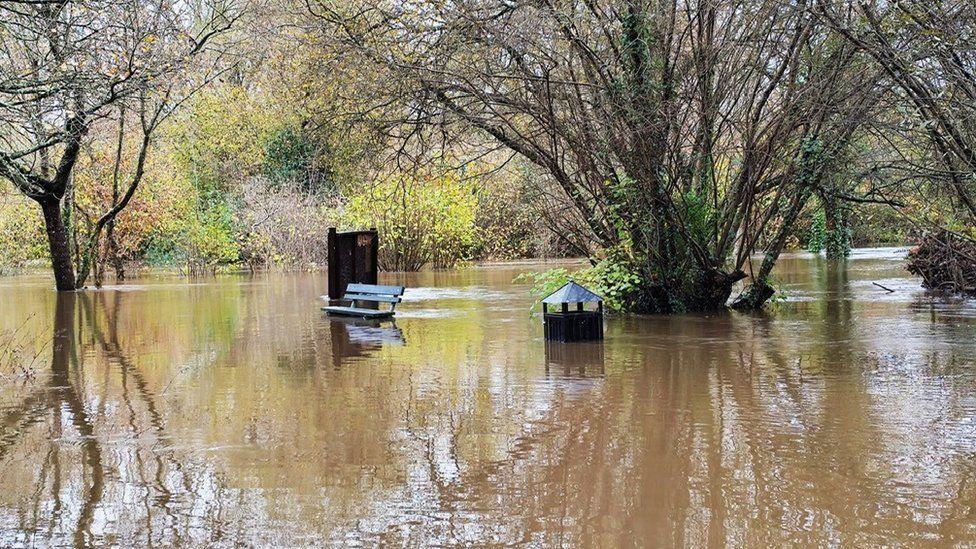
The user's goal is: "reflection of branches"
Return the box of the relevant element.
[0,387,52,461]
[393,367,624,545]
[48,293,104,547]
[0,313,46,380]
[23,444,56,536]
[2,291,204,546]
[83,291,190,546]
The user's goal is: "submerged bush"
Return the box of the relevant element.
[142,190,239,274]
[907,230,976,295]
[471,175,544,260]
[516,248,643,312]
[185,199,241,274]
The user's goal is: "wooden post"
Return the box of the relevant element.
[369,227,378,283]
[327,227,338,299]
[329,227,379,300]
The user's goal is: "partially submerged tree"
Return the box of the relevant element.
[0,0,240,290]
[311,0,885,311]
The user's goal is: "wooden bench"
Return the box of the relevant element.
[322,283,405,319]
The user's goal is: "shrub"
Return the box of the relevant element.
[471,175,543,260]
[183,197,241,274]
[340,171,478,270]
[262,125,333,193]
[0,190,47,274]
[235,178,336,268]
[516,248,642,312]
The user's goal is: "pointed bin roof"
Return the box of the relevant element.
[542,281,604,304]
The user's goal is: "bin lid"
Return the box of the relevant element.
[542,281,604,304]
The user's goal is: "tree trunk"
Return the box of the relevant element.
[823,194,850,259]
[731,186,815,310]
[39,197,77,291]
[633,268,747,313]
[109,223,125,282]
[94,220,124,288]
[730,280,775,310]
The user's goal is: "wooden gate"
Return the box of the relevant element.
[327,227,378,300]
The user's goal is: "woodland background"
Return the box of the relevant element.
[1,0,972,311]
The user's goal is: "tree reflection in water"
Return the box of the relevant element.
[1,292,252,547]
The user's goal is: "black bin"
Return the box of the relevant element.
[541,281,604,342]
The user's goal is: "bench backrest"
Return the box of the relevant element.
[346,283,405,296]
[343,283,405,306]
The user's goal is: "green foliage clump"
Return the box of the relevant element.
[765,275,790,307]
[825,218,852,258]
[0,192,47,274]
[807,209,827,253]
[807,204,852,258]
[184,197,240,272]
[668,189,723,308]
[605,168,735,312]
[516,249,642,312]
[340,171,478,270]
[677,189,716,248]
[263,125,325,192]
[143,191,240,273]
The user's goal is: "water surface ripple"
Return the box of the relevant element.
[1,249,975,546]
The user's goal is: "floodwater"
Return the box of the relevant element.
[1,248,975,547]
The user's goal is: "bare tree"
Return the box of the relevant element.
[0,0,242,290]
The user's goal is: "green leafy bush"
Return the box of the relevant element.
[263,125,325,192]
[142,191,239,273]
[807,209,827,253]
[184,197,240,273]
[0,192,47,274]
[516,249,642,312]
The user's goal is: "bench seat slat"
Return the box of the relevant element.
[343,293,401,303]
[322,306,395,318]
[346,283,405,296]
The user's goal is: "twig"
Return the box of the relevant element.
[872,281,895,293]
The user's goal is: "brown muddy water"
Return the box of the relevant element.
[1,248,975,547]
